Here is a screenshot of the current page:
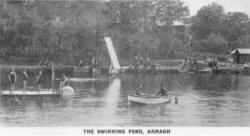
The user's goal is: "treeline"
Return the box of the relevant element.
[0,0,250,65]
[190,3,250,55]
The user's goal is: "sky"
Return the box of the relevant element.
[182,0,250,16]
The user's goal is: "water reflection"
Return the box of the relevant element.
[102,78,121,125]
[0,73,250,126]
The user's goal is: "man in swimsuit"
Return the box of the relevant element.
[22,68,28,89]
[59,73,69,89]
[9,67,17,94]
[36,69,42,92]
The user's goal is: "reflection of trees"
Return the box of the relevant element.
[192,74,235,92]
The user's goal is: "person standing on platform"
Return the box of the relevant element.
[9,67,17,94]
[36,69,42,92]
[22,68,28,89]
[59,73,69,89]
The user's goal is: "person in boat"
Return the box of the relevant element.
[155,83,167,96]
[36,69,42,92]
[22,68,28,89]
[135,82,143,95]
[8,67,17,93]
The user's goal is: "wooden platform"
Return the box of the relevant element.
[0,89,60,96]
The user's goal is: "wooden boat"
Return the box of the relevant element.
[128,94,171,106]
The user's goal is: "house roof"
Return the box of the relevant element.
[231,49,250,54]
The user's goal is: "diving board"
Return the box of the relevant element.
[104,37,121,74]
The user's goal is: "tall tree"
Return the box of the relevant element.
[222,12,249,41]
[191,2,226,39]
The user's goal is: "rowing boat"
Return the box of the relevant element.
[128,94,171,106]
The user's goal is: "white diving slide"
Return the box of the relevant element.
[104,37,121,74]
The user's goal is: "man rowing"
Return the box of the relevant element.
[8,67,17,93]
[135,82,143,95]
[155,83,167,96]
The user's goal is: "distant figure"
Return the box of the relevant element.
[59,73,69,89]
[64,81,69,87]
[22,68,28,89]
[78,60,83,67]
[44,59,49,67]
[36,69,42,92]
[134,56,139,69]
[244,63,249,69]
[115,10,121,23]
[135,82,143,95]
[139,57,144,65]
[39,60,44,66]
[144,57,151,69]
[8,67,17,93]
[155,83,167,96]
[92,58,97,73]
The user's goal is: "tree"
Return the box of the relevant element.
[206,33,228,54]
[222,12,249,41]
[169,38,185,58]
[191,3,226,39]
[238,35,250,48]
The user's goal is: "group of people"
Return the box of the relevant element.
[207,56,218,70]
[134,56,152,69]
[8,67,70,93]
[135,82,167,96]
[8,68,43,92]
[39,59,50,67]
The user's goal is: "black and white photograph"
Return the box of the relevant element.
[0,0,250,135]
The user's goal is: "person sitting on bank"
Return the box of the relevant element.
[155,83,167,96]
[22,68,28,89]
[36,69,42,92]
[9,67,17,93]
[135,82,143,95]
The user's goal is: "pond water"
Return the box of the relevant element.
[0,72,250,126]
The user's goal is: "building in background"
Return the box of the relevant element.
[231,48,250,64]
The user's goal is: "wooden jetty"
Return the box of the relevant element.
[0,63,62,97]
[0,89,60,97]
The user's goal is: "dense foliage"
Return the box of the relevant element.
[0,0,250,65]
[0,0,190,65]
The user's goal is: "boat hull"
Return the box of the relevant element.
[128,95,171,106]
